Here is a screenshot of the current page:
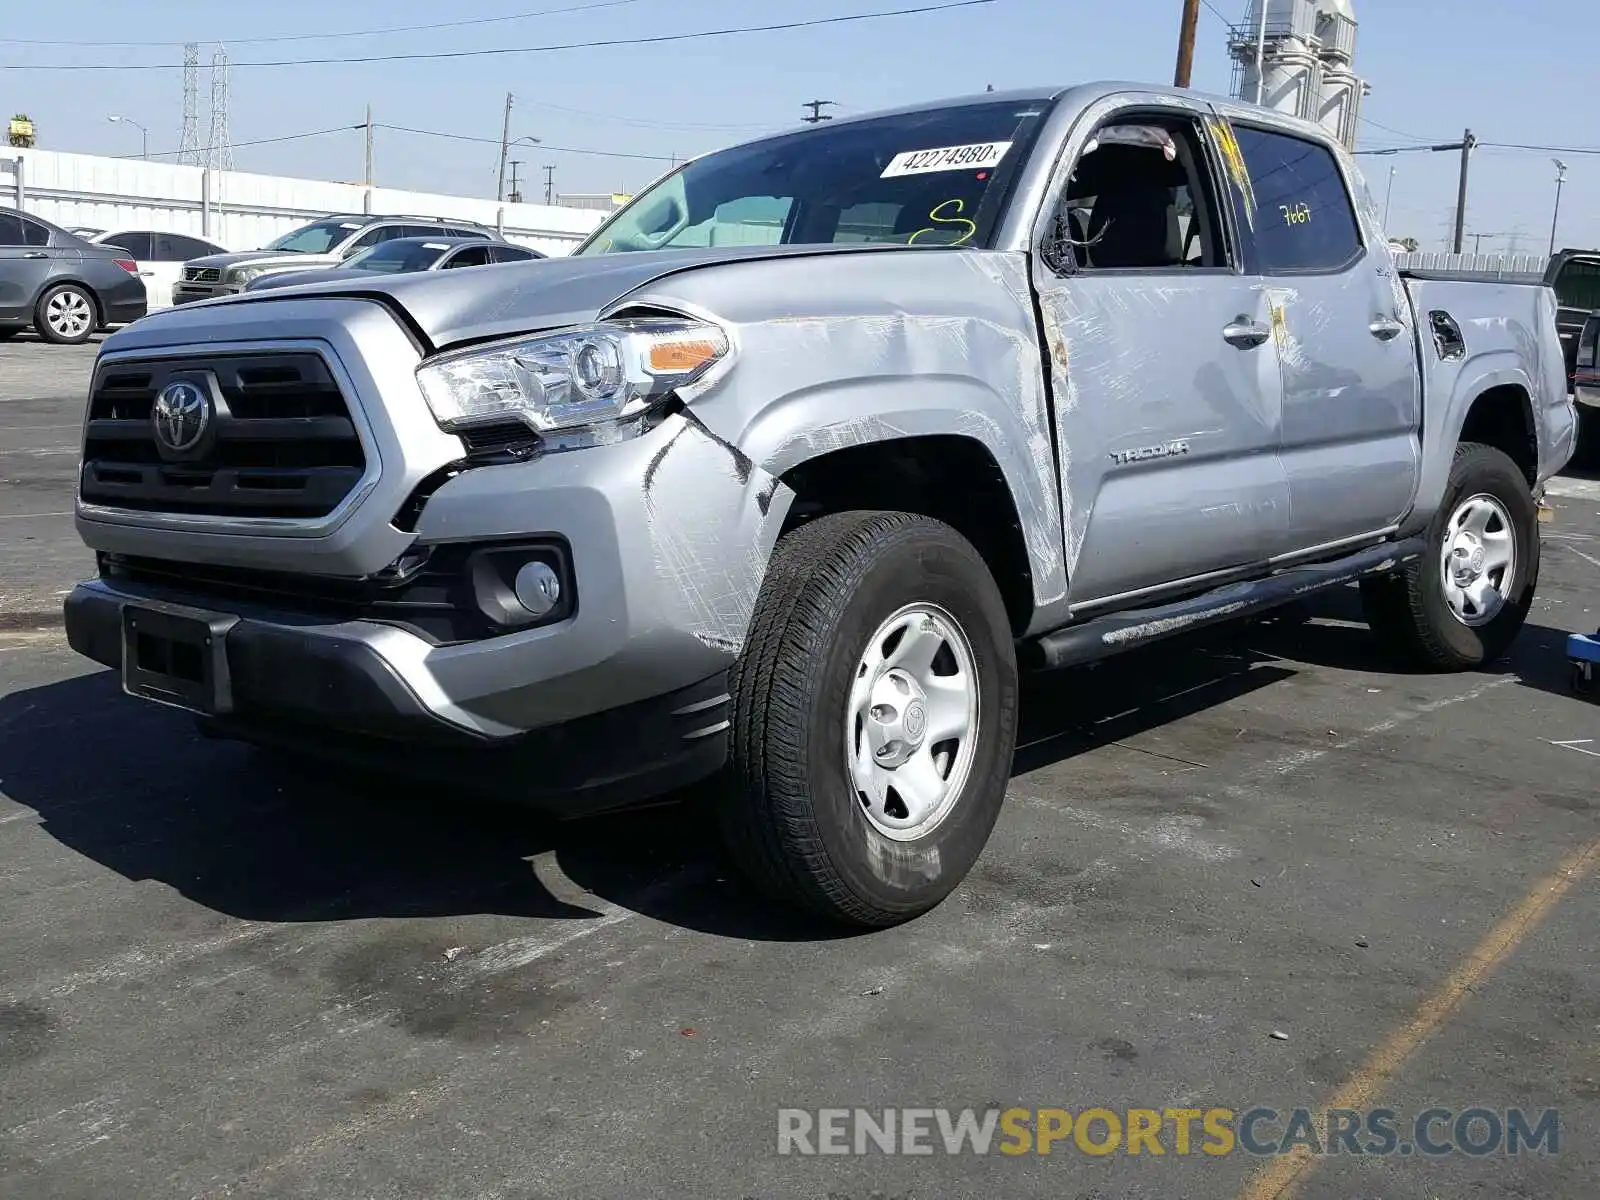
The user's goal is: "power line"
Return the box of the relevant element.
[378,122,681,163]
[144,124,362,161]
[2,1,997,70]
[512,97,770,133]
[0,0,649,47]
[1197,0,1232,25]
[1359,115,1435,144]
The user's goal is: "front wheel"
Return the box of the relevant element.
[1361,442,1539,670]
[717,511,1019,927]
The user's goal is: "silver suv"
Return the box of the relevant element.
[171,214,499,304]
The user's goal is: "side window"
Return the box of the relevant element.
[1049,119,1229,271]
[20,218,50,247]
[1229,125,1363,273]
[105,231,153,259]
[492,246,536,262]
[396,224,443,240]
[345,225,398,252]
[157,235,214,261]
[0,212,23,245]
[443,245,491,268]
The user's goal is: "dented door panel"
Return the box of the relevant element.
[1032,274,1290,603]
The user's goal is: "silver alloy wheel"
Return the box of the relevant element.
[1440,492,1517,627]
[846,602,980,842]
[45,289,93,339]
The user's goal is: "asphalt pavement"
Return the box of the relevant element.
[1,332,1597,1199]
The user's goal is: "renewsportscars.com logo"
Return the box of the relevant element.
[777,1106,1561,1158]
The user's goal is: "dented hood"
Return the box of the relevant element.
[226,243,908,350]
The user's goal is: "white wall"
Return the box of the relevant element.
[2,149,608,256]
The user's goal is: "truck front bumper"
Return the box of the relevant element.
[63,578,732,815]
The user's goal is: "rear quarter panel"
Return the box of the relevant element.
[1401,277,1578,536]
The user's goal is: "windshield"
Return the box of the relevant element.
[342,241,451,273]
[575,99,1052,257]
[265,218,366,254]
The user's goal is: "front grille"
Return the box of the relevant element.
[80,351,366,519]
[183,267,221,283]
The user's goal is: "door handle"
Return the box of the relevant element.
[1369,316,1406,341]
[139,271,155,277]
[1222,318,1271,349]
[21,251,48,259]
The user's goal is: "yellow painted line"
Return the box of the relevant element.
[1240,838,1600,1200]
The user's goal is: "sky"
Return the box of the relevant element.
[3,0,1596,253]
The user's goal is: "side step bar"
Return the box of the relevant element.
[1028,538,1427,671]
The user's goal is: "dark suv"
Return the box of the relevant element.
[172,213,503,304]
[0,209,149,344]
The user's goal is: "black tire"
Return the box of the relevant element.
[1360,442,1539,670]
[33,283,98,345]
[717,510,1019,927]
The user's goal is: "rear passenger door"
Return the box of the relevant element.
[0,212,57,323]
[1222,119,1421,554]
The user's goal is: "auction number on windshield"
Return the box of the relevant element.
[881,141,1014,178]
[1279,201,1312,226]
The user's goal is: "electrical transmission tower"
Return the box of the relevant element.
[177,42,202,165]
[800,100,837,124]
[207,44,234,170]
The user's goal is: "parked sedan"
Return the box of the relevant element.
[89,229,230,310]
[0,209,147,344]
[242,236,543,292]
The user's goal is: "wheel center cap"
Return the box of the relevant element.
[903,699,927,743]
[1468,546,1486,573]
[865,670,930,769]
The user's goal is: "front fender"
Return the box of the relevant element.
[699,370,1067,617]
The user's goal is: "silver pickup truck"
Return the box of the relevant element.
[65,82,1577,927]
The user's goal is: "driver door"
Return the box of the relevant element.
[1029,96,1290,607]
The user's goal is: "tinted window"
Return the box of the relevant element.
[1552,258,1600,312]
[445,227,489,240]
[576,98,1052,256]
[103,231,153,258]
[492,245,538,262]
[343,240,451,273]
[19,218,49,247]
[1230,126,1362,272]
[157,234,217,261]
[0,212,27,246]
[443,245,491,268]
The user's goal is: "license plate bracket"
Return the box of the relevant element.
[121,604,238,715]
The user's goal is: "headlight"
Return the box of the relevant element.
[415,317,730,441]
[229,267,270,283]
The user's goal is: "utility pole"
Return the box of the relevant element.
[508,160,523,204]
[1451,128,1475,255]
[496,92,514,202]
[800,100,837,124]
[1174,0,1201,87]
[543,164,556,206]
[1549,158,1568,255]
[364,104,374,188]
[1253,0,1269,104]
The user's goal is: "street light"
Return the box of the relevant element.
[1549,158,1568,255]
[107,114,148,160]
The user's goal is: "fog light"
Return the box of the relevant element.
[513,561,562,617]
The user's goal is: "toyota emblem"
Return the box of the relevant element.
[151,380,211,454]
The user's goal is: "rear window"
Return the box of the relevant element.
[576,98,1053,256]
[1552,258,1600,312]
[344,240,450,273]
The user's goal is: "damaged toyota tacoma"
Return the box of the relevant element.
[66,83,1578,926]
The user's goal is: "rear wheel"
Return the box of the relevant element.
[34,284,97,345]
[1361,442,1538,669]
[717,511,1019,927]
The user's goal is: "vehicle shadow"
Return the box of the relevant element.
[0,592,1578,942]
